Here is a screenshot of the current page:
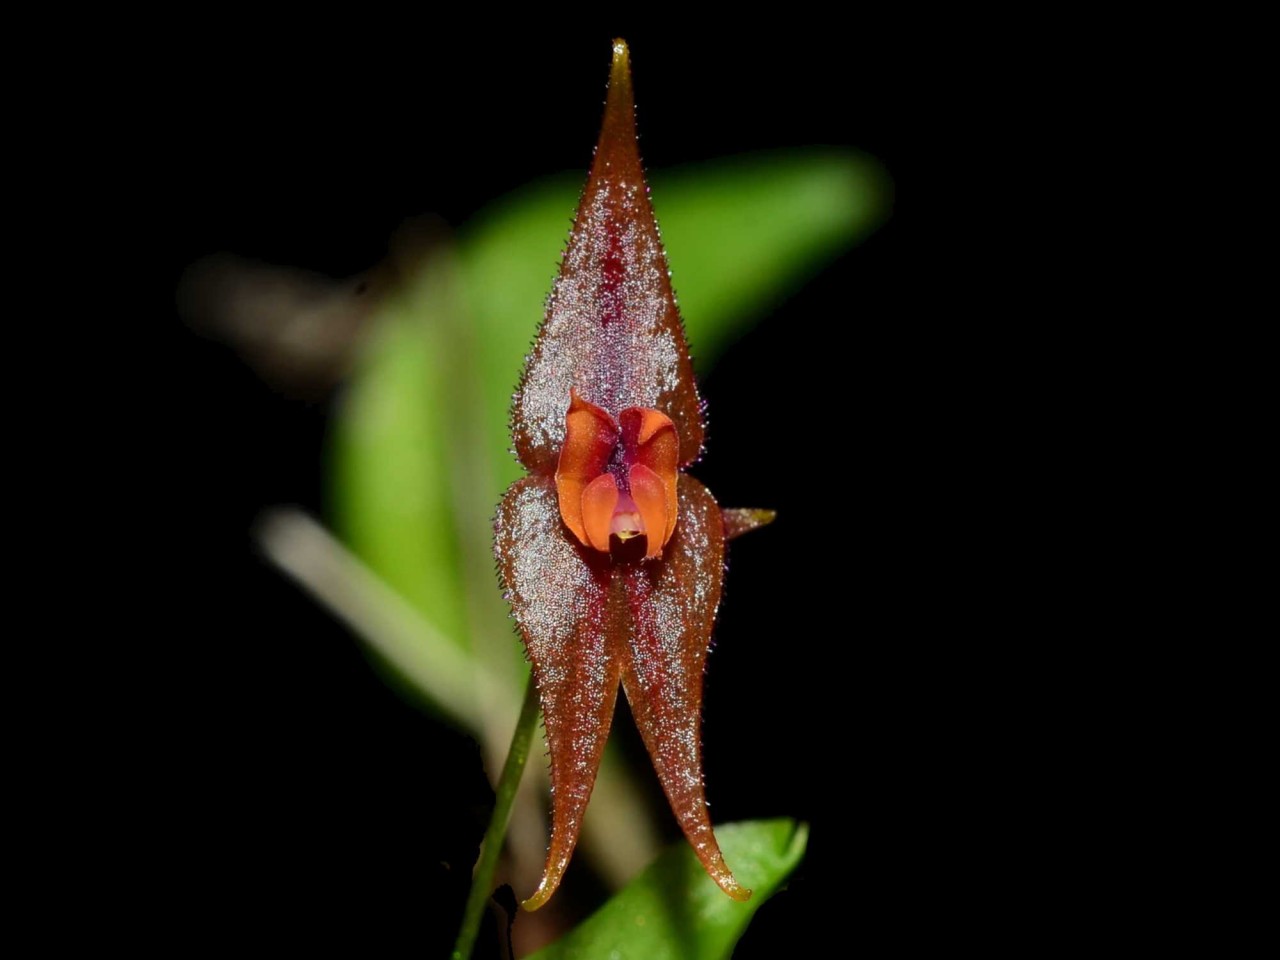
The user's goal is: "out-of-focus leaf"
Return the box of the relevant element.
[656,150,890,357]
[330,257,470,649]
[526,819,808,960]
[255,507,506,733]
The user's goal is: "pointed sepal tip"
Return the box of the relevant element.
[722,508,778,541]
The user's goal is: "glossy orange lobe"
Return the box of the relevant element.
[555,392,679,560]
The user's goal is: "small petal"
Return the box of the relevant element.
[619,475,751,902]
[619,407,679,551]
[512,39,705,473]
[495,477,626,910]
[580,473,621,553]
[722,508,778,541]
[626,464,668,560]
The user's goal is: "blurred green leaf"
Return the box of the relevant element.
[658,150,889,358]
[330,259,471,649]
[527,819,808,960]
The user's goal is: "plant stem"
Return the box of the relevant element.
[451,677,541,960]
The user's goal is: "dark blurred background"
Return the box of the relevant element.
[159,24,1050,959]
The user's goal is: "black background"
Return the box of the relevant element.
[159,23,1066,958]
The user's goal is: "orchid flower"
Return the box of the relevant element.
[494,39,774,912]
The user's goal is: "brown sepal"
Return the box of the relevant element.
[512,40,705,476]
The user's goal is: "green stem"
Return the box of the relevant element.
[451,678,541,960]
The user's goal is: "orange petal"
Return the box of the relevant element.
[555,392,618,549]
[620,407,679,549]
[628,464,669,559]
[580,472,620,553]
[631,407,675,448]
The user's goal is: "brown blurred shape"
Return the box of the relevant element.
[176,215,445,398]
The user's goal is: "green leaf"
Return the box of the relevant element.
[656,150,890,360]
[526,819,808,960]
[329,257,471,648]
